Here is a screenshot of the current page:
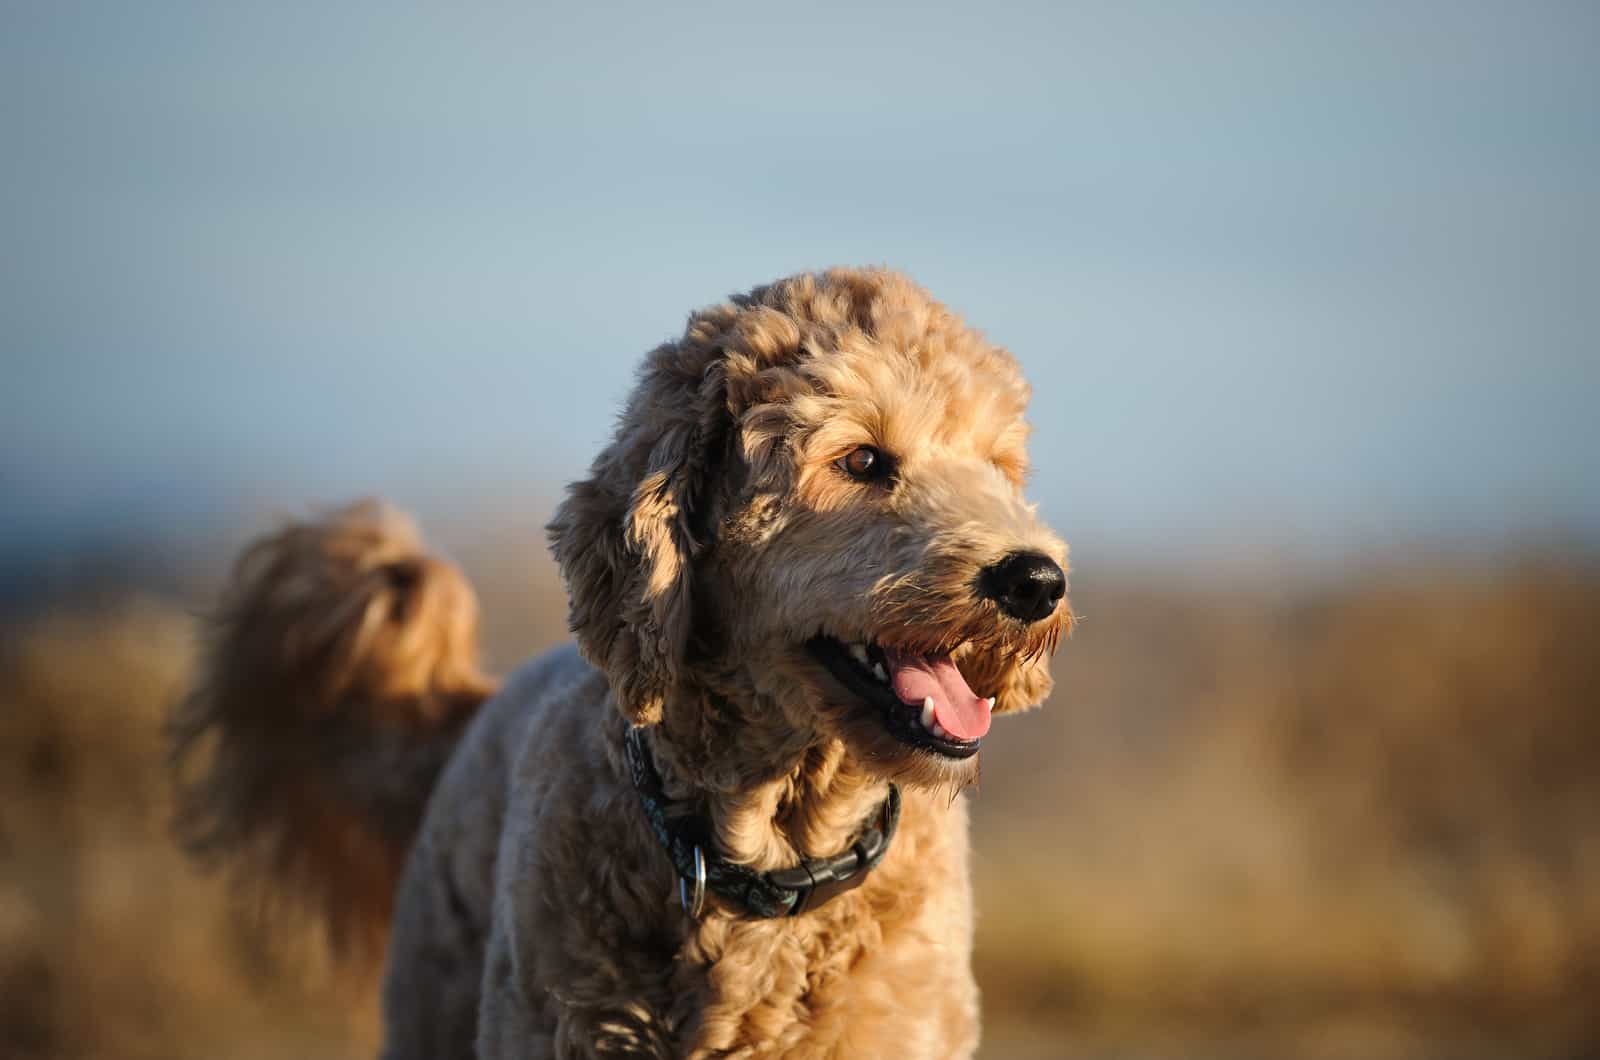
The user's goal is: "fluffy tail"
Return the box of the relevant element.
[169,500,496,963]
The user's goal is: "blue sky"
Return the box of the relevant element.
[3,1,1596,566]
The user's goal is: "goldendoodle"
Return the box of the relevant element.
[171,267,1072,1058]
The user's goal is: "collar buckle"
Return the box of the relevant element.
[770,843,872,916]
[768,786,899,916]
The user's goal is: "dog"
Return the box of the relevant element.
[170,267,1071,1058]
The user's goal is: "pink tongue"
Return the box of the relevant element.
[882,648,991,741]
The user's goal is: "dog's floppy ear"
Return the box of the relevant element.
[548,340,729,726]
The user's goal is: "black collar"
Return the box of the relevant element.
[623,725,900,919]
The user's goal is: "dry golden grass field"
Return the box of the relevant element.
[2,534,1596,1059]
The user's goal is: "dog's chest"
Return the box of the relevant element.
[677,890,979,1058]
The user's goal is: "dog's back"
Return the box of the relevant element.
[379,647,600,1059]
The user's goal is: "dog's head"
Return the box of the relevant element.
[548,268,1070,787]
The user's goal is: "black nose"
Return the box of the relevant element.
[979,551,1066,623]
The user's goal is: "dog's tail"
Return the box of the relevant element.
[169,500,496,964]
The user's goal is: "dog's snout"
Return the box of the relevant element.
[979,551,1065,623]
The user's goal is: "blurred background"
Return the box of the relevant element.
[2,2,1596,1058]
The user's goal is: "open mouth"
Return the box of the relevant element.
[806,635,993,759]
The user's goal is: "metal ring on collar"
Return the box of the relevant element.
[679,844,706,919]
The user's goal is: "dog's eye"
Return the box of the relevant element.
[837,445,893,484]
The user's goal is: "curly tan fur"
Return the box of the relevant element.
[172,268,1071,1057]
[170,500,494,961]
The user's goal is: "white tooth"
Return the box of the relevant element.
[920,697,935,729]
[932,721,949,739]
[873,662,888,682]
[985,696,996,711]
[849,644,868,665]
